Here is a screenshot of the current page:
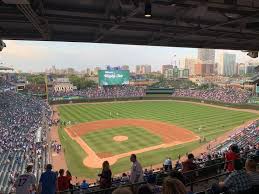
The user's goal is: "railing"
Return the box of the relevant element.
[56,151,259,194]
[56,159,234,194]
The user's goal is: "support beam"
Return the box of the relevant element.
[16,2,49,39]
[94,0,140,43]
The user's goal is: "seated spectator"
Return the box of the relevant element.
[175,161,182,171]
[137,184,153,194]
[147,174,162,194]
[245,158,259,186]
[38,164,57,194]
[214,160,252,194]
[182,153,197,183]
[98,161,112,189]
[57,169,69,192]
[162,177,187,194]
[255,150,259,163]
[169,170,186,185]
[112,187,133,194]
[205,155,214,166]
[182,153,197,172]
[80,180,89,190]
[121,173,129,183]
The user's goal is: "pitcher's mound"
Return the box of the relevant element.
[113,136,128,142]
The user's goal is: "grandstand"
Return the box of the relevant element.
[0,90,52,193]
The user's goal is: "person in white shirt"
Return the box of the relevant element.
[164,157,173,171]
[130,154,143,183]
[14,165,37,194]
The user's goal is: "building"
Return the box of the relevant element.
[179,69,190,78]
[195,63,205,76]
[205,64,214,75]
[246,65,256,74]
[218,53,237,76]
[53,78,76,92]
[121,65,129,70]
[198,48,215,64]
[184,58,198,75]
[195,63,214,76]
[145,65,152,74]
[245,62,259,75]
[136,65,152,74]
[136,65,141,74]
[237,63,246,75]
[162,65,174,74]
[214,63,219,75]
[165,66,189,79]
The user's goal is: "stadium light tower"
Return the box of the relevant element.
[45,74,49,102]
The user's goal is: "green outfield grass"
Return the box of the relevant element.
[58,100,258,178]
[81,126,162,155]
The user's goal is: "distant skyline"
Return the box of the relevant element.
[0,40,258,73]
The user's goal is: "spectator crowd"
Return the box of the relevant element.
[0,80,15,92]
[0,91,52,193]
[49,86,146,99]
[172,88,252,104]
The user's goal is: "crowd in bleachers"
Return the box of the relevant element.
[49,86,146,99]
[0,91,52,193]
[0,80,15,91]
[172,88,252,104]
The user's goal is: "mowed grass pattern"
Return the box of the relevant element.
[59,101,257,140]
[58,101,258,178]
[81,126,162,155]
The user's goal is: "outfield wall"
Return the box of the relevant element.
[49,96,259,110]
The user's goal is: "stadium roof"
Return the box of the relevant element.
[0,65,14,71]
[1,0,259,50]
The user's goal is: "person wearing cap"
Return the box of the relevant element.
[38,164,57,194]
[14,165,37,194]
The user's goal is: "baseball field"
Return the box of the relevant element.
[57,100,258,178]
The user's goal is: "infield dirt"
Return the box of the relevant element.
[65,119,200,168]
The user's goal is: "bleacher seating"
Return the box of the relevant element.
[0,91,51,193]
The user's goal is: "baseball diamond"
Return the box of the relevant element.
[58,100,258,178]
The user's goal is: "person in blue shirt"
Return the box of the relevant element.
[80,180,89,190]
[38,164,57,194]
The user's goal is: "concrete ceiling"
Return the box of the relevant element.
[1,0,259,50]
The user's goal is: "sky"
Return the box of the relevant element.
[0,40,258,73]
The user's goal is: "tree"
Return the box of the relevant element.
[69,75,97,89]
[26,74,45,84]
